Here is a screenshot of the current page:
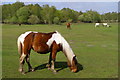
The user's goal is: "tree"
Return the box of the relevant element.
[16,6,31,23]
[101,12,118,22]
[2,4,12,22]
[2,2,24,23]
[60,8,79,23]
[10,16,18,23]
[27,4,42,23]
[28,15,40,24]
[11,2,25,16]
[53,17,60,24]
[78,10,101,23]
[41,5,56,24]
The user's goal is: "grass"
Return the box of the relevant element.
[2,23,118,78]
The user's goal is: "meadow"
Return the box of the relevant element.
[2,23,118,78]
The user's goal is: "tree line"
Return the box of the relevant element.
[1,2,118,25]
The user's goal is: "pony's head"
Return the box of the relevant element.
[67,56,78,72]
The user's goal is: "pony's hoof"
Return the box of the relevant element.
[31,69,35,72]
[53,70,57,74]
[46,64,50,68]
[18,69,23,73]
[21,72,26,75]
[53,70,57,73]
[53,72,57,74]
[50,69,57,73]
[28,68,35,72]
[48,67,51,70]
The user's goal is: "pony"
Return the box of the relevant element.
[66,23,71,29]
[95,23,100,27]
[102,23,110,27]
[17,31,78,74]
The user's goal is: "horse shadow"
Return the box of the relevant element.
[33,62,83,73]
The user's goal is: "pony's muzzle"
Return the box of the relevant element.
[71,68,77,73]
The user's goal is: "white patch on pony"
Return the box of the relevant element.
[103,23,107,26]
[20,53,26,63]
[18,31,38,46]
[47,31,75,64]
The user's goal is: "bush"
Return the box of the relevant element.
[53,17,60,24]
[10,16,18,24]
[28,15,40,24]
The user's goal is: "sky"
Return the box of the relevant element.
[1,0,119,14]
[1,0,120,2]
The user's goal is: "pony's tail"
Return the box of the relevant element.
[17,37,22,57]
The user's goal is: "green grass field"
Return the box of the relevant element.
[2,23,118,78]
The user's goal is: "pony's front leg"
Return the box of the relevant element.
[46,53,52,70]
[51,60,56,73]
[50,50,57,73]
[46,51,57,73]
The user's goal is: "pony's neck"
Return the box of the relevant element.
[61,38,75,65]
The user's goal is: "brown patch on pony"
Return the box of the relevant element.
[31,32,55,54]
[50,41,63,60]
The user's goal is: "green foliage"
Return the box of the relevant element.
[11,2,25,16]
[67,19,73,23]
[2,2,118,24]
[41,5,56,24]
[2,4,12,22]
[16,6,31,23]
[78,10,101,23]
[28,15,40,24]
[53,17,60,24]
[0,5,2,23]
[101,12,118,22]
[10,16,18,23]
[2,2,24,22]
[27,4,42,22]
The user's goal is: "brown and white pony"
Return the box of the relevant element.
[17,31,78,74]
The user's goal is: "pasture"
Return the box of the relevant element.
[2,23,118,78]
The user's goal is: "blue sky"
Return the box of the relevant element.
[2,1,118,14]
[1,0,119,2]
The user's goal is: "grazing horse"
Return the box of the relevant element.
[102,23,110,27]
[17,31,78,74]
[95,23,100,27]
[66,23,71,29]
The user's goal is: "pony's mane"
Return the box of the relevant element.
[47,31,75,64]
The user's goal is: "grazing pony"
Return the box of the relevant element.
[66,23,71,29]
[95,23,100,27]
[17,31,78,74]
[102,23,110,27]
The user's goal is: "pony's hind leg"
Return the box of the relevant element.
[19,53,26,74]
[25,54,34,72]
